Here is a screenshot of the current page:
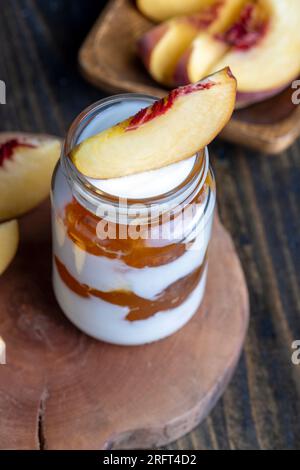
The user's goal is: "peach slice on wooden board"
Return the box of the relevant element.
[174,33,228,86]
[137,17,206,87]
[206,0,250,34]
[136,0,215,22]
[213,0,300,97]
[70,68,237,179]
[0,133,61,221]
[0,219,19,275]
[138,0,247,87]
[173,0,257,87]
[236,84,289,109]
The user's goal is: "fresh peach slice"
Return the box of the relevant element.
[174,33,228,86]
[0,133,61,221]
[236,84,289,109]
[207,0,249,33]
[139,0,248,87]
[173,0,251,86]
[71,68,236,179]
[136,0,214,22]
[213,0,300,94]
[138,17,205,87]
[0,219,19,275]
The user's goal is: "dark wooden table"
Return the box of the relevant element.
[1,0,300,450]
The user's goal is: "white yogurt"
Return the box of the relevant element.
[89,156,197,199]
[53,264,208,346]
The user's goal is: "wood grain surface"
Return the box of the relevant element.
[79,0,300,154]
[0,0,300,450]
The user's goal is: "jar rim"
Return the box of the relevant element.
[62,93,209,213]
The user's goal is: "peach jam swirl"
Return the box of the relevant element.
[51,94,216,345]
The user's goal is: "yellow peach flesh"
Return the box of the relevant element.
[71,68,237,179]
[0,220,19,275]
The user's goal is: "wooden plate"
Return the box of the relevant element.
[0,199,248,449]
[79,0,300,154]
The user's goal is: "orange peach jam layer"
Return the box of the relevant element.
[63,172,212,269]
[55,254,207,322]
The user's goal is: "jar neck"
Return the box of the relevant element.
[61,94,210,224]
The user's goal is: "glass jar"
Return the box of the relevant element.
[51,94,216,345]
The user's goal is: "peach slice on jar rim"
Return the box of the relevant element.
[0,133,61,221]
[0,219,19,275]
[70,67,237,179]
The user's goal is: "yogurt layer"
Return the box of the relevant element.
[53,264,208,345]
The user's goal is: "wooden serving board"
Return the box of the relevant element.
[0,200,249,450]
[79,0,300,154]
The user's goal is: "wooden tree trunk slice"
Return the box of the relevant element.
[0,200,249,449]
